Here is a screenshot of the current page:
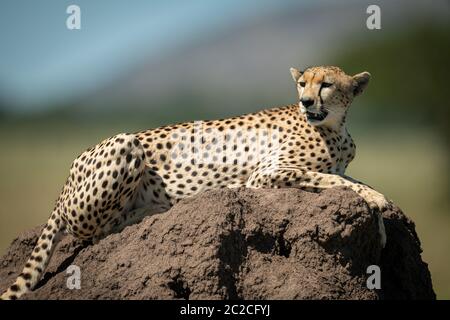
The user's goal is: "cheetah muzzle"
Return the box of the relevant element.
[305,109,328,123]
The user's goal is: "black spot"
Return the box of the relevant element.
[21,273,32,280]
[126,154,132,163]
[10,284,20,292]
[135,158,142,169]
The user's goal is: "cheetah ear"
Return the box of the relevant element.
[290,67,303,82]
[352,72,371,96]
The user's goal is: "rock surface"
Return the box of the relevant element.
[0,187,435,299]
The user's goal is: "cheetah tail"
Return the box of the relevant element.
[0,209,65,300]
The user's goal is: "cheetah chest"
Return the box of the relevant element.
[293,126,355,174]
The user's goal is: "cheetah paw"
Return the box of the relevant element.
[363,190,393,213]
[362,190,392,248]
[375,210,387,248]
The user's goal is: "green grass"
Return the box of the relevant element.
[0,123,448,298]
[347,128,450,299]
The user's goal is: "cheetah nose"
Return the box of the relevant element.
[300,97,314,108]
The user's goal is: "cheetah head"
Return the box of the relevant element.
[290,66,370,128]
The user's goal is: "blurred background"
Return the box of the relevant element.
[0,0,448,298]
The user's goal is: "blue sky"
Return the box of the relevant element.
[0,0,309,110]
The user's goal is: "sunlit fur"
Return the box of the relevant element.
[290,66,370,130]
[1,65,387,300]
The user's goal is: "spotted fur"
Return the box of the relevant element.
[1,66,390,300]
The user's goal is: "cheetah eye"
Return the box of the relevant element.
[321,82,333,88]
[298,81,306,87]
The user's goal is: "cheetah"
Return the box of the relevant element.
[1,65,391,300]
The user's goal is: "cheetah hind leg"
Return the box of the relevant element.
[0,210,66,300]
[92,204,169,243]
[0,133,147,299]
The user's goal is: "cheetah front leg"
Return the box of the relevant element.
[246,167,389,247]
